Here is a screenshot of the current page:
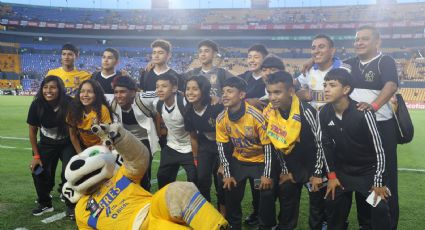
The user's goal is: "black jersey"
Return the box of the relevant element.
[184,103,224,141]
[140,68,185,93]
[238,71,266,99]
[91,71,121,94]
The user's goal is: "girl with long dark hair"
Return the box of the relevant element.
[184,75,226,214]
[27,75,75,216]
[67,79,113,153]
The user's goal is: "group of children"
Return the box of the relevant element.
[28,26,397,230]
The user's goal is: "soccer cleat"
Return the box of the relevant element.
[244,213,259,226]
[32,204,54,216]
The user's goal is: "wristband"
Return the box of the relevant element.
[327,172,337,179]
[33,154,41,160]
[371,102,380,112]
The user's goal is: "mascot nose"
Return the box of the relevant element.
[70,159,86,171]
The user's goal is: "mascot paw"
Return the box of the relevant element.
[91,123,113,146]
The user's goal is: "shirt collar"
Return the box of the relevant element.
[313,57,342,71]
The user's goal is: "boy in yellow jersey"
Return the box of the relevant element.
[263,71,326,230]
[216,77,275,230]
[62,123,228,230]
[46,43,91,96]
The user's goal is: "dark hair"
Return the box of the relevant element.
[198,40,219,53]
[112,76,137,90]
[222,77,247,92]
[261,55,285,70]
[61,43,79,56]
[185,75,212,107]
[34,75,70,137]
[265,71,294,88]
[248,44,269,57]
[357,25,381,39]
[313,34,334,48]
[324,68,354,95]
[151,39,172,53]
[103,47,120,60]
[68,79,113,127]
[157,73,178,87]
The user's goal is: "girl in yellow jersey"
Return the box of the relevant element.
[67,79,113,154]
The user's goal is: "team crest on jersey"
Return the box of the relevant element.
[226,125,231,134]
[364,71,375,82]
[210,74,218,84]
[244,126,254,138]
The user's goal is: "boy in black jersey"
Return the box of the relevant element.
[316,68,391,230]
[184,40,234,98]
[139,40,185,95]
[91,48,122,97]
[238,44,269,99]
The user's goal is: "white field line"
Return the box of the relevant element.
[398,168,425,173]
[0,136,29,140]
[14,228,29,230]
[41,211,66,224]
[0,144,32,150]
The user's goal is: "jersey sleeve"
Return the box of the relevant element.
[316,108,335,174]
[224,69,235,79]
[215,112,229,143]
[296,73,309,88]
[379,55,399,86]
[254,113,271,145]
[364,110,386,187]
[80,71,92,82]
[100,105,112,124]
[27,101,40,126]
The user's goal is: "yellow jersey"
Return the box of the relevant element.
[69,105,112,148]
[46,67,91,95]
[216,102,270,163]
[75,166,152,230]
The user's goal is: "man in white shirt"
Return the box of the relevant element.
[296,34,342,110]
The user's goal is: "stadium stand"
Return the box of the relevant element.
[2,2,425,25]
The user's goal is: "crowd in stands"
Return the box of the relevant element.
[2,2,425,26]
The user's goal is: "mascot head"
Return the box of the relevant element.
[62,145,122,203]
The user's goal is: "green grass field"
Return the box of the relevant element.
[0,96,424,230]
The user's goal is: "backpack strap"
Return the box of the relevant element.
[156,99,164,117]
[176,92,187,117]
[134,92,154,118]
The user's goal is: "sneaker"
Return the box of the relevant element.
[32,204,54,216]
[66,206,75,220]
[244,213,259,226]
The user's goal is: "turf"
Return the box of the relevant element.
[0,96,424,230]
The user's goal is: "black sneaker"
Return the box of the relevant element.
[244,213,259,226]
[32,204,54,216]
[66,206,75,220]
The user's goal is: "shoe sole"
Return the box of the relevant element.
[32,207,54,216]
